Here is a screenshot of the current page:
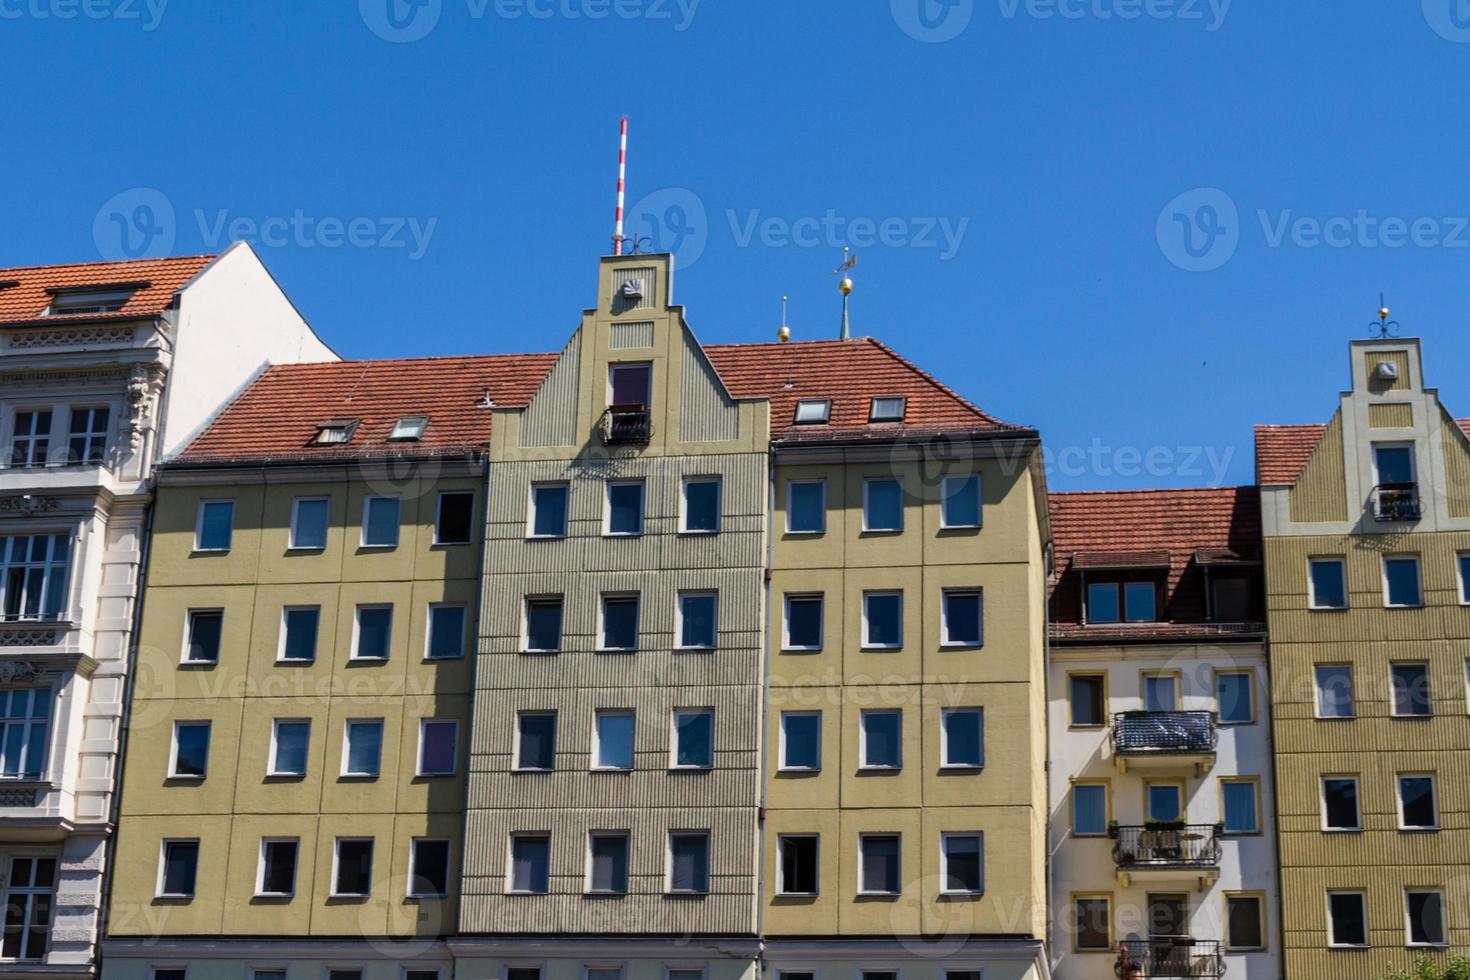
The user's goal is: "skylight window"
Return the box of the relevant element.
[313,419,359,445]
[388,416,428,441]
[794,399,831,425]
[45,287,138,316]
[869,397,907,423]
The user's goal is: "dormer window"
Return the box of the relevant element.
[794,400,831,425]
[388,416,428,441]
[45,287,138,316]
[1087,581,1158,625]
[869,397,906,423]
[313,420,359,445]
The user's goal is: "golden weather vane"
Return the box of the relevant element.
[833,247,857,339]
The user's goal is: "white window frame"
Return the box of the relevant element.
[785,479,827,535]
[793,399,831,425]
[351,604,393,662]
[181,608,223,665]
[1327,891,1369,948]
[255,837,298,898]
[869,396,907,423]
[506,833,551,895]
[1313,664,1355,719]
[1372,441,1417,486]
[523,595,564,653]
[665,831,711,895]
[0,853,59,962]
[425,603,467,661]
[193,499,235,553]
[941,474,982,529]
[1307,557,1348,610]
[603,480,646,537]
[778,711,822,772]
[585,831,631,895]
[408,837,452,898]
[417,719,459,777]
[862,477,904,533]
[288,496,330,550]
[857,833,901,896]
[66,405,111,465]
[782,594,824,651]
[360,494,402,549]
[939,707,984,770]
[434,490,475,546]
[679,476,722,535]
[388,416,429,441]
[268,719,310,777]
[1396,773,1440,831]
[168,721,210,780]
[859,708,902,770]
[675,591,718,650]
[592,710,635,772]
[670,708,714,771]
[277,605,320,663]
[156,839,199,898]
[331,837,374,898]
[1389,662,1432,718]
[940,589,983,648]
[1405,888,1449,947]
[1321,775,1362,832]
[7,408,54,468]
[598,593,640,652]
[775,833,819,897]
[1383,554,1424,608]
[514,711,557,772]
[1459,552,1470,605]
[939,831,984,896]
[528,482,570,540]
[861,590,904,650]
[341,719,384,778]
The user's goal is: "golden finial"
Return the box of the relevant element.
[834,248,857,339]
[778,295,791,342]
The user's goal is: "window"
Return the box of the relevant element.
[342,720,383,777]
[158,840,199,897]
[941,833,983,895]
[860,709,902,769]
[0,534,70,623]
[1209,569,1259,622]
[8,411,51,468]
[183,610,223,664]
[1069,675,1106,727]
[672,709,713,769]
[1225,894,1265,951]
[435,491,475,545]
[47,286,137,315]
[427,604,467,660]
[605,481,645,536]
[507,970,541,980]
[1407,889,1448,946]
[863,477,903,532]
[525,597,563,653]
[529,484,569,538]
[195,500,234,552]
[586,969,622,980]
[516,713,557,771]
[389,416,429,441]
[278,606,319,663]
[1309,558,1348,609]
[154,971,188,980]
[610,363,652,408]
[779,711,821,771]
[328,972,363,980]
[941,475,981,529]
[0,689,55,779]
[1142,673,1178,712]
[1074,896,1112,951]
[786,480,826,534]
[1221,779,1260,834]
[587,832,629,894]
[362,496,401,548]
[682,477,721,534]
[593,711,635,770]
[783,594,823,650]
[869,396,906,422]
[2,856,55,960]
[1315,664,1355,718]
[1072,783,1109,836]
[777,835,818,895]
[600,594,640,652]
[859,834,900,895]
[941,590,983,647]
[66,407,109,464]
[169,722,210,780]
[418,720,458,777]
[1398,774,1438,830]
[314,419,357,445]
[678,592,717,649]
[1461,553,1470,604]
[941,708,983,769]
[1374,443,1416,485]
[1216,671,1254,724]
[289,497,330,550]
[1391,663,1432,717]
[862,591,903,649]
[1384,555,1423,607]
[410,838,450,897]
[269,720,310,777]
[1146,782,1183,823]
[257,839,298,897]
[353,605,393,661]
[1322,777,1361,831]
[1328,891,1368,947]
[508,835,549,893]
[333,838,373,897]
[668,832,710,893]
[793,399,830,424]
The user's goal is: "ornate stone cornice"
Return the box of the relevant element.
[0,495,59,516]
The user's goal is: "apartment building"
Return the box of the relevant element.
[1046,488,1281,980]
[0,245,332,978]
[1257,337,1470,979]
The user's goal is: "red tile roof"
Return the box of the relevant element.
[0,255,216,325]
[1257,418,1470,485]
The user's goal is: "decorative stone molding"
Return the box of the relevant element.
[0,631,59,648]
[0,495,60,516]
[0,661,45,682]
[126,364,165,451]
[5,325,136,349]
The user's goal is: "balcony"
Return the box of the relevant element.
[1374,482,1422,521]
[1110,824,1222,889]
[1111,711,1217,774]
[1117,938,1224,979]
[600,404,652,446]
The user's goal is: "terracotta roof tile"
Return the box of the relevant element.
[1258,418,1470,485]
[0,255,216,325]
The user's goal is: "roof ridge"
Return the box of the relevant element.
[1051,486,1255,498]
[0,254,218,275]
[859,336,1025,430]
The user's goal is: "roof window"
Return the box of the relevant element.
[388,416,429,441]
[794,399,831,425]
[869,397,907,423]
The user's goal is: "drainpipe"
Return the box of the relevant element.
[1262,633,1286,980]
[755,446,776,980]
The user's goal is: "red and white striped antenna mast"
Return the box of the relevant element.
[612,116,629,255]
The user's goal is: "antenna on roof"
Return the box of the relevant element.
[778,295,791,343]
[477,389,495,409]
[611,117,629,256]
[1369,293,1401,339]
[834,247,856,340]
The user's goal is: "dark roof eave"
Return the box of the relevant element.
[771,426,1039,450]
[164,448,488,471]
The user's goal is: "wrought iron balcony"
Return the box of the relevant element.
[1374,482,1422,521]
[1111,711,1217,773]
[1116,938,1224,979]
[1111,824,1222,870]
[600,404,652,445]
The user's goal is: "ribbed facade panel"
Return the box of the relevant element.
[680,340,740,443]
[612,267,657,312]
[610,321,656,349]
[520,333,582,447]
[1288,410,1347,523]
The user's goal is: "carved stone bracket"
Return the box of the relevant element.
[0,661,45,682]
[127,364,165,451]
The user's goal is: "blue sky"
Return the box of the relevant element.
[4,0,1470,490]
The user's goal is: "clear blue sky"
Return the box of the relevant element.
[5,1,1469,490]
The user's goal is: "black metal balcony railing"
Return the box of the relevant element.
[1374,482,1422,521]
[600,404,652,445]
[1111,711,1217,756]
[1110,824,1223,869]
[1117,938,1224,979]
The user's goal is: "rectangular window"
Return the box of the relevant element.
[869,396,906,422]
[353,605,393,661]
[426,604,466,661]
[783,594,823,650]
[257,838,298,897]
[677,592,718,649]
[361,495,401,548]
[524,597,563,653]
[1221,779,1260,834]
[941,833,983,895]
[941,590,983,647]
[516,712,557,772]
[184,610,223,664]
[1124,582,1157,622]
[1,855,55,961]
[600,594,640,651]
[940,708,983,769]
[1225,894,1265,951]
[1072,783,1109,836]
[610,363,652,407]
[793,399,830,425]
[290,497,330,550]
[1328,891,1368,947]
[418,720,458,777]
[388,416,428,441]
[859,834,901,895]
[342,720,383,777]
[1391,663,1431,717]
[786,480,826,534]
[1074,896,1112,951]
[158,840,199,897]
[668,832,710,894]
[941,475,981,529]
[779,711,821,771]
[269,720,310,777]
[672,709,713,769]
[1143,673,1178,712]
[435,491,475,545]
[8,410,51,468]
[1069,674,1106,727]
[66,407,109,465]
[508,834,550,894]
[1216,671,1254,724]
[409,839,450,898]
[1086,582,1119,624]
[1374,443,1416,485]
[333,839,373,897]
[1384,555,1423,607]
[1398,774,1438,830]
[529,484,569,539]
[1315,664,1355,719]
[1209,569,1258,622]
[1309,558,1348,609]
[153,971,188,980]
[605,481,645,536]
[777,835,818,896]
[860,709,902,769]
[863,477,903,532]
[278,606,319,663]
[1322,777,1361,831]
[0,534,70,624]
[169,722,211,780]
[593,711,635,771]
[862,591,903,649]
[195,500,234,552]
[1461,553,1470,604]
[587,833,629,894]
[682,477,721,534]
[1407,889,1448,946]
[1147,782,1183,823]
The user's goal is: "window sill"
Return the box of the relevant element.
[432,540,473,548]
[939,764,984,772]
[513,768,554,775]
[858,765,902,773]
[668,766,713,773]
[525,535,567,542]
[1322,827,1363,834]
[408,892,449,901]
[274,658,316,667]
[348,657,390,665]
[285,546,326,554]
[778,767,821,775]
[252,892,294,900]
[856,891,900,899]
[675,646,716,653]
[602,533,645,539]
[1398,827,1440,833]
[424,655,466,663]
[781,647,823,654]
[783,529,826,537]
[597,648,638,655]
[861,646,903,653]
[165,775,205,782]
[416,772,455,779]
[940,642,984,650]
[591,767,633,774]
[339,774,381,781]
[178,660,219,669]
[665,890,709,898]
[677,530,720,537]
[1308,607,1349,612]
[191,549,231,556]
[939,890,985,899]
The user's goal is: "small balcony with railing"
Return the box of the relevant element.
[1116,938,1224,979]
[599,404,653,446]
[1109,823,1222,889]
[1373,482,1422,522]
[1111,711,1217,774]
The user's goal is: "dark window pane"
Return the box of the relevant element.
[943,476,980,528]
[679,594,717,648]
[1075,898,1111,949]
[281,608,319,662]
[675,712,713,768]
[526,599,563,652]
[589,834,629,893]
[1087,583,1120,624]
[261,840,297,895]
[517,714,556,770]
[864,479,903,531]
[363,497,400,547]
[292,498,329,549]
[1329,893,1366,946]
[943,835,982,892]
[172,724,210,778]
[860,835,900,894]
[335,840,373,895]
[669,834,709,893]
[1391,664,1431,717]
[1323,779,1359,829]
[943,592,982,645]
[510,836,549,893]
[1124,582,1157,622]
[1070,676,1105,726]
[1227,896,1263,948]
[1408,892,1446,945]
[1400,777,1437,828]
[1217,673,1253,724]
[186,611,222,663]
[1315,666,1355,718]
[779,836,818,895]
[786,596,822,648]
[864,592,902,647]
[436,492,474,545]
[162,842,198,896]
[355,607,392,660]
[942,710,983,767]
[781,713,820,770]
[684,480,720,533]
[601,597,639,650]
[412,839,450,896]
[420,722,457,775]
[427,606,465,659]
[272,722,309,776]
[607,483,644,535]
[862,711,901,768]
[610,364,651,407]
[197,502,234,551]
[1310,560,1347,609]
[531,486,567,538]
[345,722,382,776]
[1385,557,1422,606]
[788,482,825,533]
